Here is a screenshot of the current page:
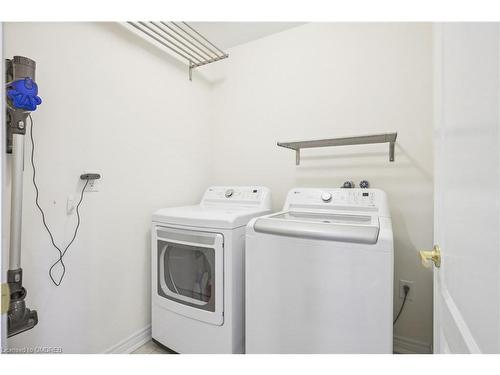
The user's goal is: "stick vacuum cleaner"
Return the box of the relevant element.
[5,56,41,337]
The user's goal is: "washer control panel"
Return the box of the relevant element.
[284,188,390,217]
[287,188,381,208]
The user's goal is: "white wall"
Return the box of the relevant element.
[204,23,434,351]
[4,22,213,353]
[4,22,435,353]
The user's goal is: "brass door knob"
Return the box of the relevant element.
[420,245,441,268]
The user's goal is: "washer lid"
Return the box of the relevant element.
[253,211,380,244]
[153,205,271,229]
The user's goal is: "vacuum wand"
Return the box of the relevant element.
[5,56,41,337]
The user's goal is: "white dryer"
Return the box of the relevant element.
[245,188,393,353]
[152,186,271,353]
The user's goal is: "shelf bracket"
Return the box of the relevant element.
[278,132,398,165]
[389,138,395,162]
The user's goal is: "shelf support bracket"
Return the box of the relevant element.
[389,139,395,162]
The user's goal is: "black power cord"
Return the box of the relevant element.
[393,285,410,325]
[29,114,89,286]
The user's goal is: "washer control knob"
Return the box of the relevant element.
[225,189,234,198]
[342,181,355,189]
[359,180,370,189]
[321,192,332,202]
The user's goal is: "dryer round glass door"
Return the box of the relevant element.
[159,243,215,310]
[154,226,224,326]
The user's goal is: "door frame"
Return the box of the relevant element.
[432,21,442,355]
[0,22,8,350]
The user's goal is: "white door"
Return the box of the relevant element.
[431,23,500,353]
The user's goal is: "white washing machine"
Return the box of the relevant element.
[245,188,393,353]
[152,186,272,353]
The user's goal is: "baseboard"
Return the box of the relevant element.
[394,335,432,354]
[104,325,152,354]
[104,327,428,354]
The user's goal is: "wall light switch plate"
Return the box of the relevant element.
[67,194,75,214]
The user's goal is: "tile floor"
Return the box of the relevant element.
[132,340,171,354]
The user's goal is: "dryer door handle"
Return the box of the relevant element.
[156,226,222,249]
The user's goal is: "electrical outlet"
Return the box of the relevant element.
[83,170,100,192]
[399,280,414,301]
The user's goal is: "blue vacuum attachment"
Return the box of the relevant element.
[7,77,42,111]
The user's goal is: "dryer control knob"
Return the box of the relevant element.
[321,192,332,202]
[359,180,370,189]
[225,189,234,198]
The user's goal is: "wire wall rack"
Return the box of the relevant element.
[126,21,229,81]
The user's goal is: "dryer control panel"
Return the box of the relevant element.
[201,186,272,208]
